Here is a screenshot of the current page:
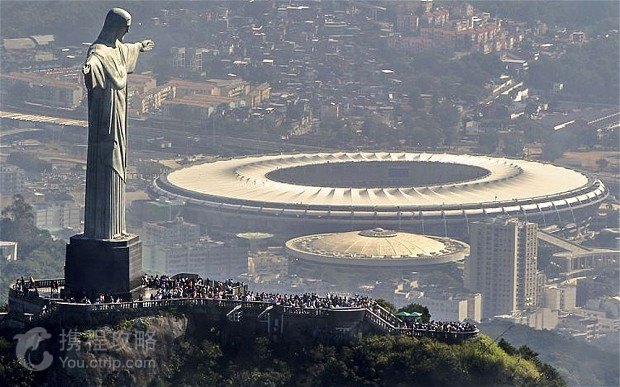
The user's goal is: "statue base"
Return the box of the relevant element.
[64,234,143,300]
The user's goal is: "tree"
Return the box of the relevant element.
[596,158,609,171]
[518,119,546,144]
[0,195,65,304]
[541,134,569,161]
[0,338,38,387]
[502,133,524,157]
[528,38,619,104]
[375,299,396,313]
[398,303,431,323]
[574,124,599,149]
[320,117,345,134]
[0,195,38,251]
[434,103,461,130]
[498,338,517,355]
[408,87,425,111]
[6,152,52,175]
[517,345,540,361]
[478,132,499,154]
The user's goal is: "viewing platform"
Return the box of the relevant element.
[5,276,479,343]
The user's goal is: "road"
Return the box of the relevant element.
[0,127,43,139]
[1,109,331,153]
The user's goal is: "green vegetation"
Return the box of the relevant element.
[373,298,396,313]
[480,320,619,386]
[528,37,620,104]
[474,1,619,32]
[539,122,598,161]
[361,50,504,148]
[0,195,64,305]
[407,52,504,105]
[0,326,568,386]
[6,152,52,176]
[0,337,39,387]
[160,330,564,386]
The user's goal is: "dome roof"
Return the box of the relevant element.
[307,230,447,258]
[285,229,469,267]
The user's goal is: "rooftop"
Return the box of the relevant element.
[285,228,469,267]
[161,152,597,210]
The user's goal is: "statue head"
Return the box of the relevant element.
[96,8,132,45]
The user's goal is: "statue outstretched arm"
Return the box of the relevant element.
[140,40,155,52]
[123,40,154,74]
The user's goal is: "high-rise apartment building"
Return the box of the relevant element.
[0,165,25,195]
[142,219,246,278]
[465,218,538,318]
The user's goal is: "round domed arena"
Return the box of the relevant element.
[285,228,469,284]
[149,152,607,238]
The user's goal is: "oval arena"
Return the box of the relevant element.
[150,152,608,238]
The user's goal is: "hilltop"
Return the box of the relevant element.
[1,315,565,386]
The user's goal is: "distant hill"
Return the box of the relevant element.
[480,320,619,386]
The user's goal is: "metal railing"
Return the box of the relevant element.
[10,279,478,340]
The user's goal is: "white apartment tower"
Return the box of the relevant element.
[465,218,539,318]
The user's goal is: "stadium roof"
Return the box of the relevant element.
[161,152,597,211]
[285,228,468,267]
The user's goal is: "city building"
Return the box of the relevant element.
[523,308,559,330]
[0,241,18,261]
[285,228,469,288]
[247,247,289,280]
[142,218,246,278]
[414,292,482,322]
[130,199,185,224]
[142,219,201,273]
[0,71,83,109]
[170,47,216,73]
[0,165,25,195]
[130,84,176,116]
[387,4,521,54]
[538,230,619,278]
[168,238,247,279]
[557,314,599,341]
[543,283,577,311]
[32,193,83,233]
[1,35,56,70]
[465,218,539,318]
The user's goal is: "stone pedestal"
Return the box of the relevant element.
[64,234,143,300]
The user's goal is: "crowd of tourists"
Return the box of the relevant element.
[143,275,377,310]
[142,275,380,310]
[404,320,477,333]
[13,277,38,294]
[142,274,244,300]
[13,275,477,335]
[12,277,60,297]
[141,278,478,333]
[240,292,376,310]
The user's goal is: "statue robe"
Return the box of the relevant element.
[83,41,141,240]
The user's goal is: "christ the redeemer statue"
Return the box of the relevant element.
[65,8,151,298]
[82,8,154,239]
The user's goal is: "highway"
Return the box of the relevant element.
[537,230,590,254]
[0,109,330,153]
[0,110,87,128]
[0,127,43,139]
